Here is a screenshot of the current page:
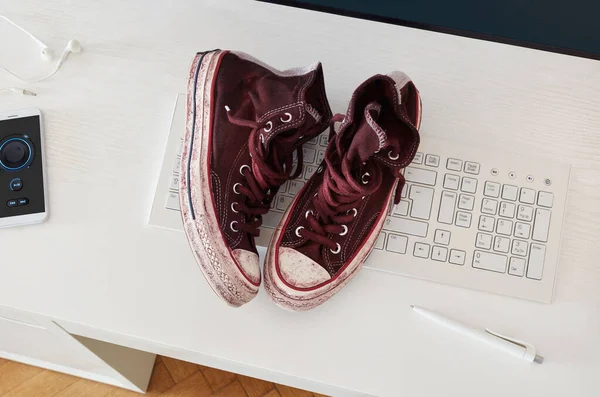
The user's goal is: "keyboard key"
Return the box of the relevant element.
[412,152,424,164]
[493,236,510,253]
[532,208,551,242]
[475,233,493,249]
[169,175,180,191]
[165,192,180,211]
[413,242,430,258]
[280,181,289,193]
[392,201,409,216]
[374,232,386,250]
[173,157,181,173]
[384,217,428,237]
[288,180,305,195]
[473,250,507,273]
[458,194,475,211]
[499,201,516,218]
[537,191,554,208]
[511,239,528,256]
[484,181,500,198]
[437,191,457,224]
[262,210,283,228]
[304,165,317,180]
[527,243,546,280]
[404,166,437,186]
[502,184,518,201]
[443,174,460,190]
[401,183,409,198]
[478,215,495,232]
[516,205,534,221]
[464,161,480,174]
[308,137,318,145]
[483,181,500,197]
[461,177,477,193]
[455,211,472,227]
[425,154,440,167]
[514,222,531,239]
[302,147,316,163]
[316,150,325,164]
[508,257,526,276]
[409,185,434,220]
[178,138,184,156]
[519,188,536,204]
[319,134,329,147]
[276,195,293,211]
[434,229,451,245]
[496,219,513,236]
[446,158,462,171]
[386,233,408,254]
[481,198,498,215]
[432,246,448,262]
[449,249,466,265]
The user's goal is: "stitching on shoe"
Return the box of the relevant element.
[342,198,369,258]
[211,170,223,228]
[345,212,379,261]
[258,103,302,123]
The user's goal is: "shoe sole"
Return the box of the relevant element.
[179,50,259,307]
[263,181,397,311]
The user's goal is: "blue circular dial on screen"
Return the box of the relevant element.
[0,137,33,171]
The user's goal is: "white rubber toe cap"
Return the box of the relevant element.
[232,249,261,285]
[278,247,331,289]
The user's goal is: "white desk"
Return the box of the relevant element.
[1,1,599,396]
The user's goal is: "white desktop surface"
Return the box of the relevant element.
[1,1,599,396]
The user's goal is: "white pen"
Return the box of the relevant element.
[411,305,543,364]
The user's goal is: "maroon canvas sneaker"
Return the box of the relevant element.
[264,72,422,310]
[179,50,332,307]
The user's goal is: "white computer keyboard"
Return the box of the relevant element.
[150,94,570,303]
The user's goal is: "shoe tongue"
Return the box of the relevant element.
[345,102,387,164]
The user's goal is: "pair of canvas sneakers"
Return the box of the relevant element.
[179,50,422,311]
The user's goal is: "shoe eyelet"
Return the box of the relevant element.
[388,150,399,160]
[230,221,239,232]
[330,243,341,254]
[231,202,239,213]
[305,209,313,219]
[280,112,292,123]
[361,172,370,185]
[233,183,242,194]
[239,164,250,176]
[339,225,348,236]
[347,208,358,217]
[295,226,304,238]
[263,121,273,133]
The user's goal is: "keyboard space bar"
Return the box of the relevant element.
[383,217,428,237]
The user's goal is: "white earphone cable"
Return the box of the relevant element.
[0,15,47,49]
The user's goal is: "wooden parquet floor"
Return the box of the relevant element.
[0,356,329,397]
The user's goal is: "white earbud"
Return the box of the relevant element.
[53,40,83,71]
[66,39,83,54]
[41,47,54,61]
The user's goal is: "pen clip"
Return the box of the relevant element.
[485,328,542,363]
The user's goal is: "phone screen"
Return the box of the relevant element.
[0,115,45,219]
